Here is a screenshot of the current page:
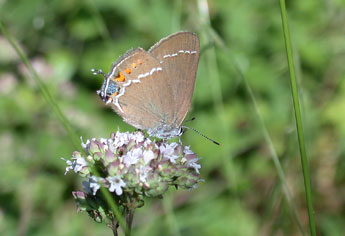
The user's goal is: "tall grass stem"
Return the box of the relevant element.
[278,1,317,235]
[197,0,239,193]
[0,21,81,151]
[204,21,306,236]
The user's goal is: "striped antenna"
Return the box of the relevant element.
[182,125,220,146]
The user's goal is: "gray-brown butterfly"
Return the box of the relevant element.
[93,32,200,139]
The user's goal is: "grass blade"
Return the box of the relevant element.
[278,1,317,235]
[196,2,306,231]
[0,20,81,150]
[0,20,128,235]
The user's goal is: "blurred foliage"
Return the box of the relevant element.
[0,0,344,235]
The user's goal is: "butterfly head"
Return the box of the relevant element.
[93,69,120,104]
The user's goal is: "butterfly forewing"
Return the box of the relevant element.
[149,32,200,126]
[107,48,175,130]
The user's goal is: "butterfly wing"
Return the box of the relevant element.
[149,32,200,126]
[105,48,175,130]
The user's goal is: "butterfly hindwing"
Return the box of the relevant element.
[149,32,200,126]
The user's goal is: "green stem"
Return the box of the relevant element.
[110,216,119,236]
[0,20,128,234]
[242,73,306,235]
[0,20,81,151]
[278,1,317,235]
[125,208,134,236]
[208,26,305,234]
[100,186,128,234]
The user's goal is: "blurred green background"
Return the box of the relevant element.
[0,0,344,235]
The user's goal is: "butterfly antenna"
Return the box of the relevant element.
[91,68,107,78]
[182,125,220,146]
[183,117,196,123]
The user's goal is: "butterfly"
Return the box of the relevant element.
[93,32,200,139]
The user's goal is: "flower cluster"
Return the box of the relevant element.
[63,130,202,221]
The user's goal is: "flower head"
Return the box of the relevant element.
[63,130,202,221]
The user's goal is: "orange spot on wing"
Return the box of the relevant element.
[115,72,125,82]
[131,63,137,68]
[125,68,131,74]
[112,92,119,96]
[137,59,142,65]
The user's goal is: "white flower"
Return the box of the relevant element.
[160,143,179,163]
[186,158,201,174]
[83,176,101,195]
[124,148,142,166]
[183,146,194,155]
[131,131,145,143]
[75,157,88,171]
[62,158,73,174]
[107,138,116,152]
[143,138,159,150]
[114,131,130,148]
[99,138,109,150]
[81,137,90,150]
[138,166,152,182]
[62,156,87,175]
[143,149,155,164]
[143,138,152,147]
[107,176,126,195]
